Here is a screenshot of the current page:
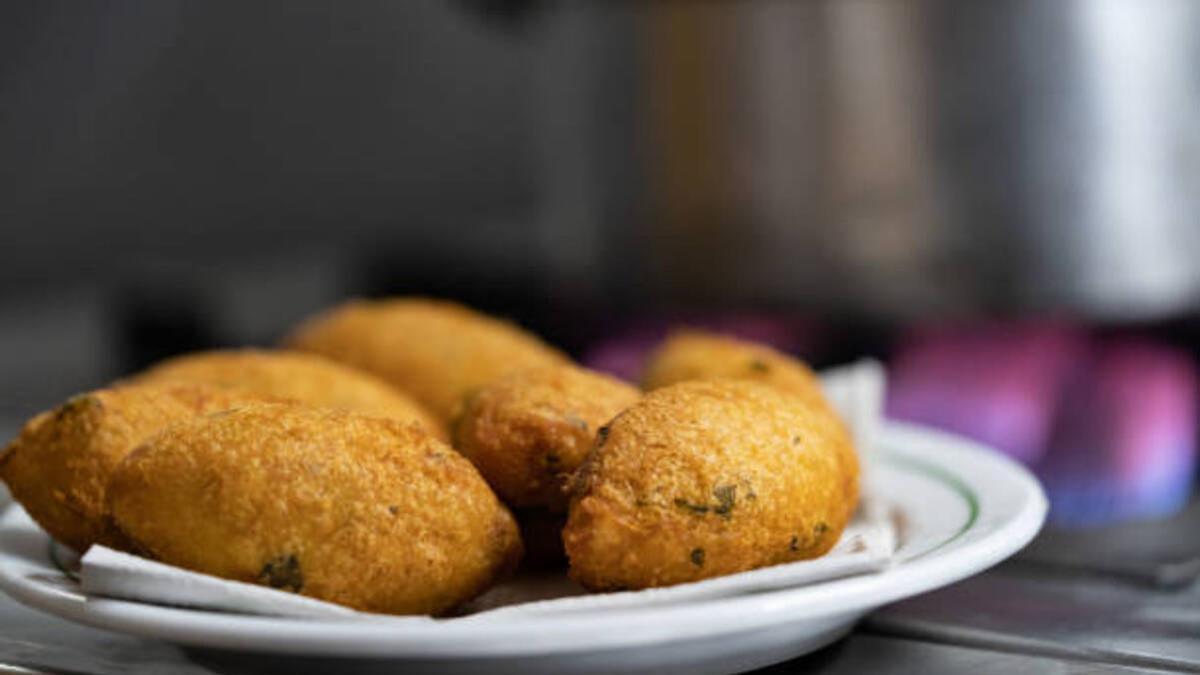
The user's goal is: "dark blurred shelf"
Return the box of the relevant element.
[868,564,1200,673]
[768,634,1178,674]
[1016,501,1200,587]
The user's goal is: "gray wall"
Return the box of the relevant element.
[0,1,544,418]
[0,1,538,296]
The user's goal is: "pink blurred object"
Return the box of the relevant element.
[888,321,1197,527]
[581,313,820,383]
[886,321,1087,466]
[1038,341,1197,527]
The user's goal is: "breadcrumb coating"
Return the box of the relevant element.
[564,379,858,591]
[642,330,829,411]
[138,349,444,439]
[285,298,568,423]
[452,365,640,511]
[108,403,522,615]
[0,382,264,552]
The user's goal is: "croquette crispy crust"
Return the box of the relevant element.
[642,330,829,410]
[0,382,263,552]
[564,379,859,591]
[452,365,640,512]
[137,349,444,439]
[640,330,861,524]
[284,298,568,424]
[107,403,522,615]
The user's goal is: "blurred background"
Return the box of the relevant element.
[2,0,1200,539]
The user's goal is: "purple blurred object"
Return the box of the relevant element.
[1037,341,1197,527]
[581,313,820,383]
[886,322,1086,466]
[888,321,1197,527]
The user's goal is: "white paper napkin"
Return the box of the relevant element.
[461,496,895,620]
[820,358,887,461]
[80,546,363,618]
[79,360,893,619]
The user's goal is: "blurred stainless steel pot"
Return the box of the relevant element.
[519,1,1200,319]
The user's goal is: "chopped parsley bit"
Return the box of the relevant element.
[675,484,742,518]
[57,394,98,418]
[564,414,589,431]
[388,505,400,516]
[690,547,706,567]
[674,498,709,515]
[814,521,830,536]
[789,535,801,552]
[596,425,611,446]
[792,435,803,445]
[258,554,303,592]
[748,359,771,374]
[712,484,737,518]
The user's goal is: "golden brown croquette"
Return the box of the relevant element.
[642,330,829,411]
[107,403,522,615]
[452,365,640,512]
[564,379,858,591]
[137,349,444,438]
[285,298,568,423]
[0,382,265,552]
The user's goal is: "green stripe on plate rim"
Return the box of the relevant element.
[881,453,981,561]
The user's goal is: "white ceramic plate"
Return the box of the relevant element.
[0,422,1046,675]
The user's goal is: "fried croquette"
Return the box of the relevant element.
[452,365,640,512]
[0,382,263,552]
[564,379,859,591]
[285,298,569,423]
[106,403,522,615]
[137,349,444,439]
[642,330,829,411]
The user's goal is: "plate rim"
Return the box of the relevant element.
[0,421,1048,658]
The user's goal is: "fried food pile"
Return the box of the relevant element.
[0,301,860,615]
